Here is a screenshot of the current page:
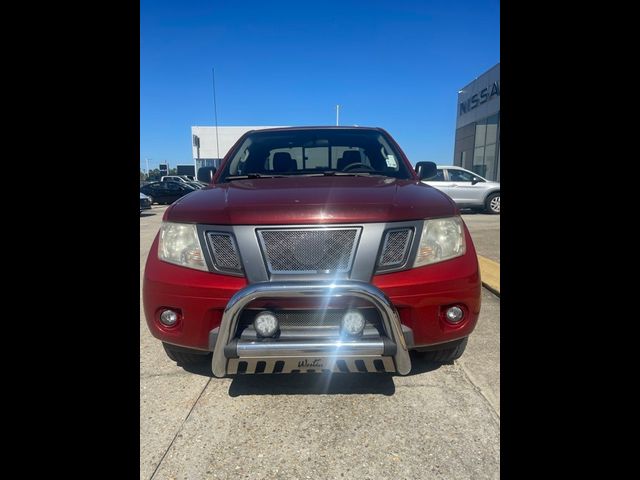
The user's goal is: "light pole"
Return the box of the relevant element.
[336,104,340,126]
[193,134,200,180]
[145,158,150,179]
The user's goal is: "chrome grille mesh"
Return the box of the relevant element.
[206,232,242,272]
[257,228,360,274]
[379,229,412,267]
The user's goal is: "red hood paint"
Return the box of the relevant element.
[166,176,457,225]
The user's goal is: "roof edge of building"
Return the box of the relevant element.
[457,62,500,91]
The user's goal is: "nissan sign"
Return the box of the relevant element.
[459,81,500,116]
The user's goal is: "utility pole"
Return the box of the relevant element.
[336,104,340,126]
[145,158,150,179]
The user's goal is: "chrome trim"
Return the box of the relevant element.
[239,325,382,340]
[256,227,362,275]
[236,338,384,357]
[212,281,411,377]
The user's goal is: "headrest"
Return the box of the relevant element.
[273,152,293,172]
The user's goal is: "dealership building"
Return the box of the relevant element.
[191,126,286,173]
[453,63,500,181]
[191,66,500,181]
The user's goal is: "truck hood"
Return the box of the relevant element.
[166,176,457,225]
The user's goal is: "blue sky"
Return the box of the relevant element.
[140,0,499,170]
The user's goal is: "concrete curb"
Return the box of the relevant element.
[477,255,500,296]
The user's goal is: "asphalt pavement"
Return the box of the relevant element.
[140,206,500,480]
[460,212,500,263]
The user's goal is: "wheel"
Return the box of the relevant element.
[342,162,376,172]
[414,337,468,363]
[147,196,154,205]
[162,343,210,366]
[485,192,500,214]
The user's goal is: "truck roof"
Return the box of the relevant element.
[243,126,384,134]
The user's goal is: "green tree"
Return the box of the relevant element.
[147,169,162,181]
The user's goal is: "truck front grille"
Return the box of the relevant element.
[206,232,243,274]
[378,228,413,268]
[257,227,361,274]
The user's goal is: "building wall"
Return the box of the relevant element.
[191,126,287,170]
[453,63,500,181]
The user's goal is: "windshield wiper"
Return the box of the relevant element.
[226,172,390,181]
[225,173,288,181]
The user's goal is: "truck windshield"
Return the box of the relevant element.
[218,129,413,182]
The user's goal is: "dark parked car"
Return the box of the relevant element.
[140,192,152,214]
[161,176,205,190]
[140,181,197,205]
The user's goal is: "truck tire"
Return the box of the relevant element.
[485,192,500,214]
[416,337,468,363]
[162,343,210,366]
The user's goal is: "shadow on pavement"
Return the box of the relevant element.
[459,208,490,215]
[139,212,156,217]
[407,352,449,375]
[181,352,444,396]
[228,372,396,396]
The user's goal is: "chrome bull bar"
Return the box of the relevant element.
[212,281,412,377]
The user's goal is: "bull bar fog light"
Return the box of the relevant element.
[341,310,366,336]
[254,311,279,337]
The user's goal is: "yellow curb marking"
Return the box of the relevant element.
[477,255,500,295]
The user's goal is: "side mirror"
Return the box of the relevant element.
[415,161,437,180]
[197,166,217,183]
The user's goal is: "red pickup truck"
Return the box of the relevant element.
[143,127,481,376]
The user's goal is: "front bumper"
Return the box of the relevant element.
[143,226,481,375]
[211,281,411,377]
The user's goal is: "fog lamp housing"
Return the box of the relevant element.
[341,310,366,336]
[160,309,179,326]
[445,306,464,324]
[254,311,279,337]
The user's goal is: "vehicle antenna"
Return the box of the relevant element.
[212,67,220,161]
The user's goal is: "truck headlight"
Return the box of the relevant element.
[158,222,207,271]
[414,217,466,267]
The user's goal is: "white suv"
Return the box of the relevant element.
[422,166,500,214]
